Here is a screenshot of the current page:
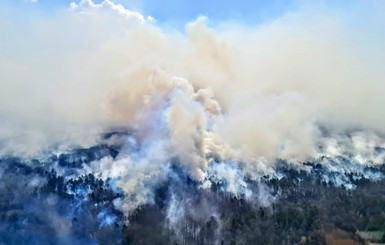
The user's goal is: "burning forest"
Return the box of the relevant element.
[1,0,385,244]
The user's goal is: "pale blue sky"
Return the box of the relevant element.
[2,0,298,28]
[116,0,297,27]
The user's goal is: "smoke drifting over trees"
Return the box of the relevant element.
[1,0,385,244]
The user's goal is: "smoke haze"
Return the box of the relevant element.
[1,0,385,213]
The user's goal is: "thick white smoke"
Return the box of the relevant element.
[1,0,385,212]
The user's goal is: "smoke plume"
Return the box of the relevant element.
[1,0,385,215]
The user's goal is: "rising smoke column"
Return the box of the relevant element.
[0,0,385,214]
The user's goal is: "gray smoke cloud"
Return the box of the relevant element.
[1,0,385,212]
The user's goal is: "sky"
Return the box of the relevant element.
[112,0,298,28]
[2,0,298,28]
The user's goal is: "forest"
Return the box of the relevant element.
[1,143,385,244]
